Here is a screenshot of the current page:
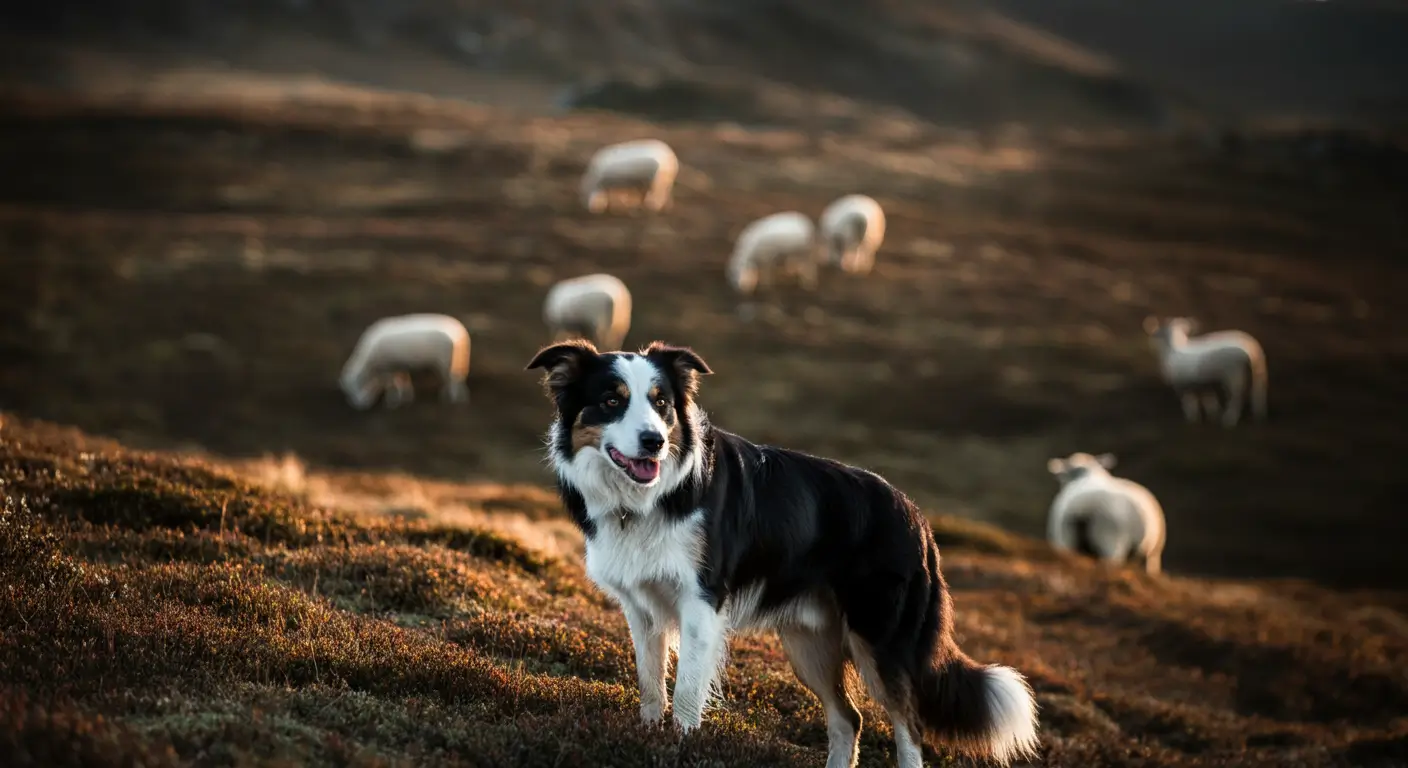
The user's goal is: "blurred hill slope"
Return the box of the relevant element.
[3,0,1406,131]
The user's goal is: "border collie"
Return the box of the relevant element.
[526,340,1040,768]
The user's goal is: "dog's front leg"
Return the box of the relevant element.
[671,597,727,733]
[620,598,672,724]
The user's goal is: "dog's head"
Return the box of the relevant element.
[526,339,711,500]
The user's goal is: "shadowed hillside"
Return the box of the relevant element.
[4,0,1407,131]
[3,414,1407,767]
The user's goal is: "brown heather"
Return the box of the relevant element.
[2,415,1405,767]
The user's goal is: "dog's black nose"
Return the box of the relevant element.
[638,430,665,454]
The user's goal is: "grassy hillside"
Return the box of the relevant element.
[0,75,1405,589]
[3,413,1406,767]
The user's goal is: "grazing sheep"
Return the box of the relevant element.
[580,139,679,214]
[1144,316,1268,426]
[1046,452,1167,575]
[820,193,886,275]
[727,211,820,295]
[543,273,633,351]
[340,314,470,411]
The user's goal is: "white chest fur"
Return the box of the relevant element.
[582,508,830,635]
[583,510,705,620]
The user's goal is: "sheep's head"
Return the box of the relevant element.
[1170,317,1198,336]
[728,260,759,295]
[580,172,608,212]
[1047,452,1117,485]
[1144,316,1197,347]
[341,372,380,410]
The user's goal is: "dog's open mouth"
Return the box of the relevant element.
[607,446,661,484]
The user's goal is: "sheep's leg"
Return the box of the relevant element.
[1145,550,1163,576]
[856,246,876,275]
[1088,517,1132,567]
[759,264,776,293]
[1180,391,1202,422]
[1200,391,1222,422]
[1099,542,1131,567]
[828,235,848,268]
[586,187,609,214]
[840,243,863,274]
[384,373,415,409]
[1222,375,1246,427]
[444,375,469,404]
[644,176,671,212]
[798,256,819,291]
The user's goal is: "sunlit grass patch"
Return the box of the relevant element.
[265,544,524,616]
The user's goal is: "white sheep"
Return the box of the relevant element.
[339,314,470,411]
[1144,316,1268,427]
[727,211,820,295]
[543,273,633,351]
[820,193,886,275]
[1046,452,1167,575]
[580,139,679,214]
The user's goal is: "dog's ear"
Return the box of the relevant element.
[526,340,599,393]
[1046,458,1067,475]
[1096,453,1118,470]
[1142,315,1161,335]
[643,341,712,397]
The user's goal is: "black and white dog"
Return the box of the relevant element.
[526,340,1039,768]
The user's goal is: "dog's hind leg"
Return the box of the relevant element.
[887,709,926,768]
[672,597,729,732]
[845,634,924,768]
[781,626,861,768]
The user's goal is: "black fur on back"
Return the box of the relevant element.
[690,430,1000,749]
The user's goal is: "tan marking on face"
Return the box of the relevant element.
[646,385,684,452]
[614,382,631,400]
[571,411,604,454]
[666,420,684,454]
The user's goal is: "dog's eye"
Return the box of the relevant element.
[654,397,667,409]
[603,396,621,408]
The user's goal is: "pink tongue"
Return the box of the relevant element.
[627,458,660,481]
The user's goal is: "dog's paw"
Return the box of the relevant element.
[639,702,665,725]
[671,710,703,735]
